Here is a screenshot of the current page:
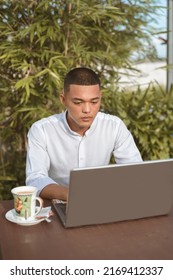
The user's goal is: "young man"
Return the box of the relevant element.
[26,67,142,201]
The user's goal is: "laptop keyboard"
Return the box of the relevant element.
[52,199,67,218]
[57,203,66,215]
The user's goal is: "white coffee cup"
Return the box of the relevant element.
[11,186,43,220]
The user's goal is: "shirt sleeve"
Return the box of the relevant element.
[25,123,58,195]
[113,119,143,164]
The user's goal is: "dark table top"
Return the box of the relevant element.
[0,199,173,260]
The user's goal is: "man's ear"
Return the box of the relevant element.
[60,92,65,105]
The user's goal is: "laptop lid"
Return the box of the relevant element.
[54,159,173,228]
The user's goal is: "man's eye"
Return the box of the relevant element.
[74,101,82,105]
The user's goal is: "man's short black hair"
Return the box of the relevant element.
[64,67,100,93]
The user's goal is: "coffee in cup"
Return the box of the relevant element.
[11,186,43,220]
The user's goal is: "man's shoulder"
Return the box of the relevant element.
[31,112,64,128]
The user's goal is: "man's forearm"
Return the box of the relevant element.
[40,183,68,201]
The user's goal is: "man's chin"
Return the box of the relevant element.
[76,121,92,132]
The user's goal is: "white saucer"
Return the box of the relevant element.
[5,209,45,226]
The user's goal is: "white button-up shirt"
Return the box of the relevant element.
[26,111,142,193]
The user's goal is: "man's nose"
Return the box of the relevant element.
[82,103,91,113]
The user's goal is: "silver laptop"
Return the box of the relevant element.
[52,159,173,228]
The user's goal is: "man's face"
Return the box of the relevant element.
[60,84,101,135]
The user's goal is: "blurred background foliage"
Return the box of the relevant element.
[0,0,172,200]
[101,83,173,161]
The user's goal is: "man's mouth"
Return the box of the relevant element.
[81,117,92,122]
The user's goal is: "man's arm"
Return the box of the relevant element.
[113,119,142,163]
[26,123,69,200]
[40,184,68,201]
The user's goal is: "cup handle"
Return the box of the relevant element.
[34,197,43,216]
